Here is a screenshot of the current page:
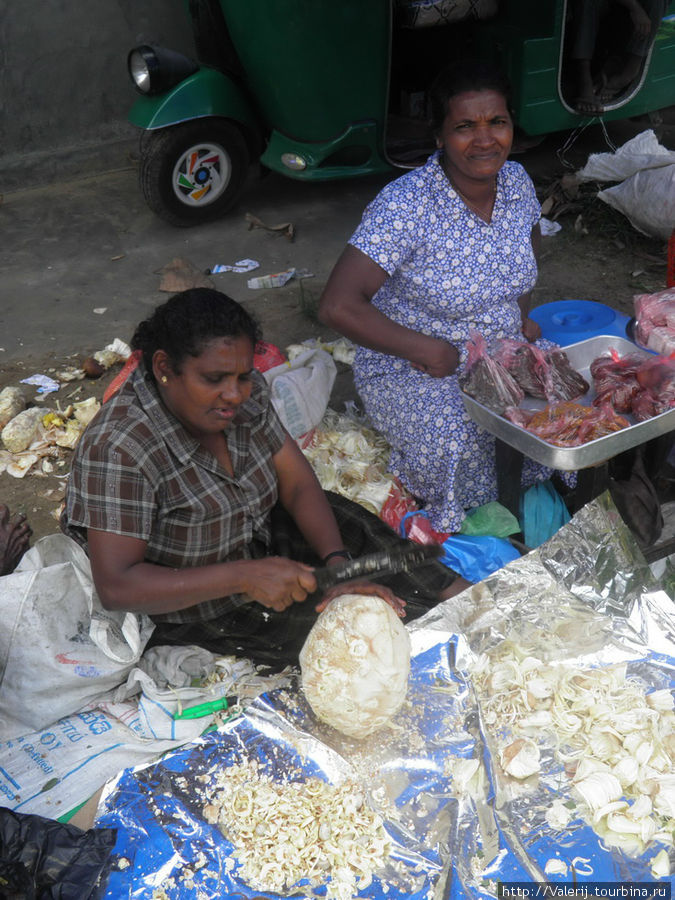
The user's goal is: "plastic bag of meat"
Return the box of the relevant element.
[634,286,675,347]
[631,389,660,422]
[590,349,644,413]
[492,340,589,403]
[577,402,631,443]
[522,402,592,446]
[516,401,630,446]
[492,339,549,398]
[459,331,524,413]
[630,381,674,421]
[545,349,590,402]
[503,406,535,427]
[635,354,675,403]
[645,326,675,356]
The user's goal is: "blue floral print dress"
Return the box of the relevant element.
[349,151,555,532]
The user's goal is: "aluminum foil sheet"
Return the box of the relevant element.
[95,492,674,899]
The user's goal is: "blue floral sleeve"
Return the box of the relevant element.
[348,175,427,275]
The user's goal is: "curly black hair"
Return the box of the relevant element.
[131,288,262,375]
[429,58,512,136]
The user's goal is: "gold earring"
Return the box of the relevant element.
[161,376,168,384]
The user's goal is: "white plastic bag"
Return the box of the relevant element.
[598,164,675,241]
[263,348,337,439]
[0,534,154,739]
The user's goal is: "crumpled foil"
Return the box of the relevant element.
[95,492,674,899]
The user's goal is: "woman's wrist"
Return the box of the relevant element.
[219,558,250,595]
[322,549,352,565]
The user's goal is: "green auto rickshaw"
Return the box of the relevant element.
[127,0,675,226]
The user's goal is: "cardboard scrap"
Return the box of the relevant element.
[245,213,295,242]
[158,258,213,293]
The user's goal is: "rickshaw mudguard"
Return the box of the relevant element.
[128,67,258,133]
[259,123,393,181]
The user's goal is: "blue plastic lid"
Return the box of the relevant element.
[530,299,629,346]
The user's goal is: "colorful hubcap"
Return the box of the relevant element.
[172,142,231,207]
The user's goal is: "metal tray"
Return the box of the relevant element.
[461,335,675,470]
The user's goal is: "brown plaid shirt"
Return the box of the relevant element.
[62,362,286,624]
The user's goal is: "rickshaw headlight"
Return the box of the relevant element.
[281,153,308,171]
[128,45,199,95]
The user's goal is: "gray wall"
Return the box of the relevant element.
[1,1,195,192]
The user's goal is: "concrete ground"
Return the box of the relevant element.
[1,159,386,374]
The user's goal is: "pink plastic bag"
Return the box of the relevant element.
[459,331,524,413]
[634,287,675,347]
[636,354,675,406]
[590,349,644,413]
[516,401,630,447]
[492,339,549,399]
[489,338,589,404]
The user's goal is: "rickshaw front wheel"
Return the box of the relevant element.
[139,119,249,227]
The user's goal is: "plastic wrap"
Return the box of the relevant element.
[591,351,675,419]
[93,494,674,900]
[492,341,589,404]
[545,348,590,402]
[492,339,549,399]
[459,332,524,414]
[505,400,630,447]
[634,287,675,351]
[590,350,645,412]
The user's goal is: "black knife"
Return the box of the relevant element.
[313,542,443,593]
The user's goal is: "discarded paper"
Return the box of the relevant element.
[209,258,259,275]
[248,269,296,290]
[20,375,60,395]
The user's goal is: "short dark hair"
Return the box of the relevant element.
[429,59,512,134]
[131,288,262,374]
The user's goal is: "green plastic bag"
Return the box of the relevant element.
[459,501,520,538]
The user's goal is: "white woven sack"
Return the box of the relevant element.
[0,534,154,739]
[598,164,675,241]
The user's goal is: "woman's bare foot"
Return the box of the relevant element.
[595,54,643,102]
[439,576,473,600]
[0,505,32,575]
[574,61,605,116]
[574,90,605,115]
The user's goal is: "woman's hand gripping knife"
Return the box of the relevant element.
[318,245,459,378]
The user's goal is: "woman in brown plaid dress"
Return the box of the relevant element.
[62,289,460,666]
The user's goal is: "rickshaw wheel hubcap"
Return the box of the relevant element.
[172,142,232,207]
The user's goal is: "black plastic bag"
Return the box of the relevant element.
[0,808,116,900]
[609,445,665,549]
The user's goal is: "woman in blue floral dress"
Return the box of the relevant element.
[319,60,556,534]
